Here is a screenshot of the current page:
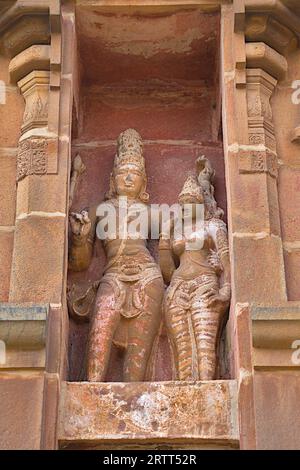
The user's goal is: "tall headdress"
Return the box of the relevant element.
[106,129,149,202]
[113,128,145,175]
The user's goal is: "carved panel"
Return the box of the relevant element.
[17,70,49,134]
[238,149,278,178]
[23,93,48,129]
[246,69,277,153]
[17,137,48,181]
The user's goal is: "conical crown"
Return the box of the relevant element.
[178,174,204,203]
[114,128,145,173]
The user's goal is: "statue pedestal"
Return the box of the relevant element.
[58,380,238,450]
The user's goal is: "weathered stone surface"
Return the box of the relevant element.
[292,125,300,143]
[0,231,14,302]
[41,372,60,450]
[0,15,50,58]
[16,172,70,217]
[283,250,300,301]
[238,149,278,178]
[0,371,44,450]
[0,55,9,83]
[232,235,287,303]
[0,303,47,348]
[59,381,238,447]
[245,14,298,55]
[251,304,300,349]
[229,159,280,235]
[18,71,50,134]
[246,42,287,79]
[79,87,216,143]
[9,45,50,83]
[0,150,16,226]
[0,88,24,147]
[0,303,47,369]
[272,80,300,167]
[9,215,66,304]
[279,166,300,243]
[77,7,220,86]
[234,304,257,449]
[254,371,300,450]
[253,348,298,369]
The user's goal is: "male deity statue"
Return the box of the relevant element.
[68,129,164,382]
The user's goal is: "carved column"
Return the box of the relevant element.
[8,41,63,303]
[223,0,300,450]
[0,0,69,450]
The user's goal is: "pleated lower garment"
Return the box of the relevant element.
[164,272,221,381]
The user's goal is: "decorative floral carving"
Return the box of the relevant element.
[17,138,48,181]
[251,152,265,172]
[247,94,261,117]
[23,94,48,128]
[249,133,264,145]
[238,150,278,178]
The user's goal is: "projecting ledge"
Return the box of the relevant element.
[58,380,239,449]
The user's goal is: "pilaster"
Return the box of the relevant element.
[222,0,300,449]
[0,0,70,450]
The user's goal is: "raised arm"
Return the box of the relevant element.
[68,207,97,271]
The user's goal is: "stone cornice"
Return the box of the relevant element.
[0,1,62,59]
[0,1,50,36]
[246,42,287,80]
[251,303,300,350]
[245,14,298,55]
[245,0,300,37]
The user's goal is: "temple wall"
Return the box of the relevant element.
[0,0,300,450]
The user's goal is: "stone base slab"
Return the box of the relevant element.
[58,380,239,449]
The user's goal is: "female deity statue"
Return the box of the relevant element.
[159,156,231,381]
[68,129,164,382]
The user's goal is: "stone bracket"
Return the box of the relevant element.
[0,303,48,369]
[246,42,287,80]
[9,45,50,84]
[251,303,300,369]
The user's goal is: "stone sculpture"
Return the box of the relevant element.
[68,129,164,382]
[159,156,231,381]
